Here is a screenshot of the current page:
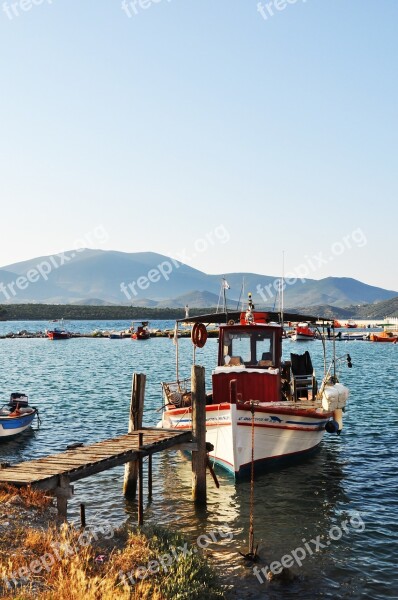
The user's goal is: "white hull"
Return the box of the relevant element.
[162,403,330,476]
[0,411,37,439]
[291,334,315,341]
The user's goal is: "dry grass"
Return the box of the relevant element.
[0,484,52,510]
[0,486,224,600]
[0,524,160,600]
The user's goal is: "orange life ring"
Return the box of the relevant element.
[191,323,208,348]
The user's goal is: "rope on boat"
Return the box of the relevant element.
[240,400,259,562]
[35,408,41,430]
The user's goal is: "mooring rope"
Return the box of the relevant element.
[240,399,259,562]
[249,400,256,556]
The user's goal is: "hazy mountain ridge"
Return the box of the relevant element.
[0,249,396,309]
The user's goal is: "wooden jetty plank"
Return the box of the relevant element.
[0,363,207,527]
[8,462,86,473]
[0,472,38,482]
[0,430,192,490]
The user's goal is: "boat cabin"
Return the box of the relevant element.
[212,313,283,404]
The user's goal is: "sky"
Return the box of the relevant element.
[0,0,397,290]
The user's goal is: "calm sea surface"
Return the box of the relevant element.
[1,320,397,599]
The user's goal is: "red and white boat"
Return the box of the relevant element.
[291,322,315,341]
[160,297,350,478]
[131,321,151,340]
[46,319,71,340]
[344,320,358,329]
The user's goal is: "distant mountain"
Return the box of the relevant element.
[69,298,117,306]
[292,305,356,319]
[148,290,240,309]
[294,296,398,319]
[353,296,398,319]
[0,249,396,309]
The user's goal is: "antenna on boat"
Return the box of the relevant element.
[280,251,285,327]
[237,277,245,310]
[222,277,230,321]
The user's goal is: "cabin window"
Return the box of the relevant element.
[223,333,251,365]
[223,331,275,366]
[255,334,274,366]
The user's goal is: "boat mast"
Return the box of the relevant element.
[280,251,285,326]
[236,277,246,311]
[173,322,179,381]
[222,277,229,322]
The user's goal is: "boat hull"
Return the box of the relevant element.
[291,333,315,341]
[162,403,331,477]
[0,411,37,440]
[370,334,398,343]
[47,331,70,340]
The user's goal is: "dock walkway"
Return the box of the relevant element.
[0,428,191,490]
[0,428,192,518]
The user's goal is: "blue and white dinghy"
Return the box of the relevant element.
[0,393,38,440]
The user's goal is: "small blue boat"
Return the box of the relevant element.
[109,331,123,339]
[0,393,38,441]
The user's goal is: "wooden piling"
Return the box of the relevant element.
[54,474,74,520]
[80,503,86,529]
[191,365,207,504]
[148,454,153,500]
[123,373,146,499]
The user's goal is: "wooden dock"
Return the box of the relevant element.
[0,368,211,522]
[0,427,193,518]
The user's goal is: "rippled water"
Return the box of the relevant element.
[1,321,397,599]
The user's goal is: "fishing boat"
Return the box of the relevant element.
[0,393,38,440]
[46,319,71,340]
[370,332,398,343]
[291,322,315,341]
[340,332,368,341]
[160,295,351,478]
[131,321,150,340]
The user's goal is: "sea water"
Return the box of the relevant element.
[0,321,397,599]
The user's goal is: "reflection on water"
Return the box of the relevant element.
[0,328,397,598]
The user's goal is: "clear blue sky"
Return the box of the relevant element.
[0,0,397,289]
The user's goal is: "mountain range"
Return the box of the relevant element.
[0,249,396,309]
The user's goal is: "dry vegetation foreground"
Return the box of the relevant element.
[0,485,225,600]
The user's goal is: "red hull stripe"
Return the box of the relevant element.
[169,423,231,429]
[165,403,230,416]
[236,405,332,418]
[166,404,332,420]
[237,422,324,431]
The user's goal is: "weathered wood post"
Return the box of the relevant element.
[191,365,207,504]
[80,503,86,529]
[123,373,146,499]
[148,454,153,500]
[54,475,74,520]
